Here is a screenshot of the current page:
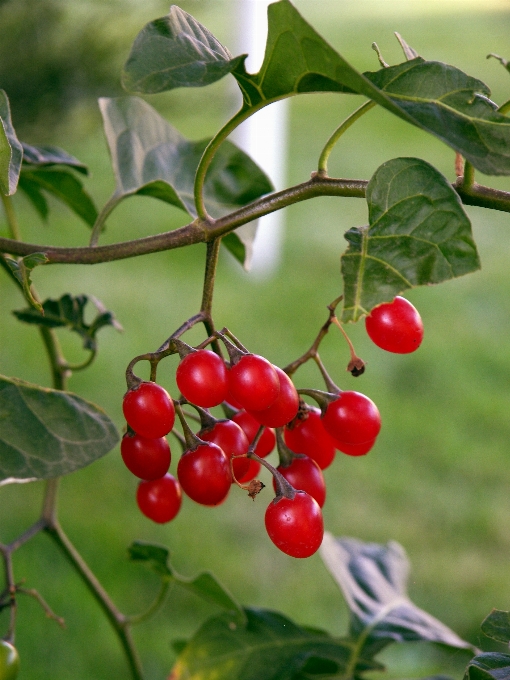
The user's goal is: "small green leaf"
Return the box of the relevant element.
[320,533,474,656]
[481,610,510,644]
[0,374,119,482]
[341,157,480,322]
[394,33,419,61]
[122,5,244,94]
[13,294,122,352]
[487,53,510,76]
[171,607,382,680]
[4,253,48,312]
[128,541,173,577]
[21,143,89,174]
[0,90,22,195]
[222,222,258,269]
[464,653,510,680]
[18,168,98,227]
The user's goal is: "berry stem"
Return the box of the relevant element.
[331,316,365,376]
[275,428,303,468]
[247,452,296,500]
[174,402,206,451]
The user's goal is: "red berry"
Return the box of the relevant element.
[123,382,175,438]
[198,419,250,481]
[272,456,326,507]
[322,391,381,445]
[249,367,299,428]
[365,296,423,354]
[176,349,228,407]
[136,474,182,523]
[232,410,276,458]
[237,458,261,484]
[177,442,231,506]
[334,438,376,457]
[265,491,324,558]
[121,432,171,480]
[284,407,336,469]
[228,354,280,411]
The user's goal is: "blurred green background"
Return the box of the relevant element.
[1,0,510,678]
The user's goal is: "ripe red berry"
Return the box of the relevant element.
[237,458,261,484]
[121,432,171,480]
[365,296,423,354]
[265,491,324,558]
[272,456,326,507]
[334,438,376,457]
[322,391,381,445]
[198,419,250,481]
[176,349,228,407]
[228,354,280,411]
[136,474,182,523]
[232,410,276,458]
[249,367,299,428]
[284,407,336,469]
[177,442,231,506]
[123,381,175,438]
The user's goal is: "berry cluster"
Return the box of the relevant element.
[120,296,423,559]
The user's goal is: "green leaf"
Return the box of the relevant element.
[18,168,98,227]
[481,610,510,644]
[0,90,22,195]
[486,53,510,76]
[464,653,510,680]
[0,374,119,482]
[129,540,245,624]
[171,607,382,680]
[340,157,480,322]
[4,253,48,312]
[320,533,474,656]
[13,294,122,352]
[21,143,89,174]
[122,5,244,94]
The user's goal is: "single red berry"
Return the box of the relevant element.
[176,349,228,407]
[123,381,175,438]
[365,296,423,354]
[121,432,171,480]
[284,407,336,469]
[249,367,299,428]
[237,458,261,484]
[265,491,324,558]
[177,442,231,506]
[232,410,276,458]
[334,438,376,457]
[198,419,250,481]
[322,391,381,445]
[228,354,280,411]
[136,474,182,523]
[272,456,326,507]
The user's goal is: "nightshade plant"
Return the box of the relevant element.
[1,2,510,678]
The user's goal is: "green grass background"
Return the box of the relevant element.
[2,1,510,678]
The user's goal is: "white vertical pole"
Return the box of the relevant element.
[231,0,289,277]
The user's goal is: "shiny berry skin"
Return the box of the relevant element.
[249,367,299,428]
[121,432,171,480]
[272,456,326,507]
[265,491,324,558]
[177,442,231,506]
[322,391,381,445]
[237,458,261,483]
[176,349,228,407]
[136,474,182,523]
[228,354,280,411]
[123,382,175,438]
[0,640,19,680]
[198,419,250,481]
[334,438,376,457]
[365,296,423,354]
[284,407,336,469]
[232,410,276,458]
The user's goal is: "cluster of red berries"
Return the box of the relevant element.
[120,295,423,559]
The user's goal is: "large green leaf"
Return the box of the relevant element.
[0,90,22,195]
[480,610,510,644]
[128,541,246,625]
[464,653,510,680]
[0,375,119,483]
[122,5,244,94]
[320,533,474,657]
[171,607,382,680]
[340,157,480,322]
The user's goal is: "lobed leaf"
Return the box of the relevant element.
[171,607,382,680]
[320,533,474,656]
[464,653,510,680]
[341,157,480,322]
[4,253,48,312]
[0,374,119,482]
[481,610,510,644]
[0,90,22,195]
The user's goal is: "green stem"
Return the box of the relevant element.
[1,194,21,240]
[317,100,377,176]
[462,160,475,190]
[200,238,222,354]
[89,195,122,247]
[127,581,170,626]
